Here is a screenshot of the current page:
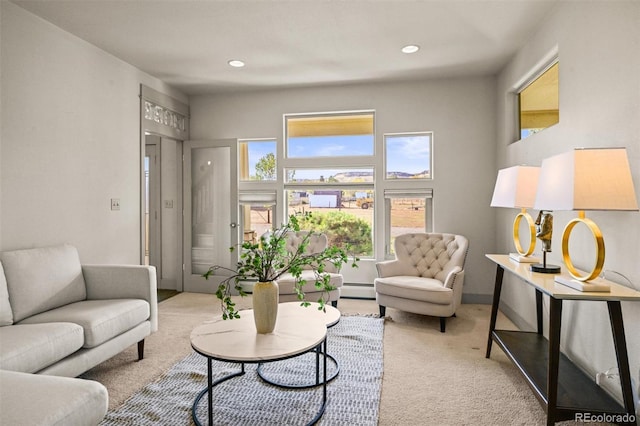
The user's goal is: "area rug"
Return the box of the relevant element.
[100,316,384,425]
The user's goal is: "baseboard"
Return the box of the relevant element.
[341,283,375,299]
[461,293,493,305]
[496,301,532,331]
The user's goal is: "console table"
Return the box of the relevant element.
[485,254,639,426]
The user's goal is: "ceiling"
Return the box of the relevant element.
[12,0,559,96]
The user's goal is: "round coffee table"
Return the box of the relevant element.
[257,302,341,388]
[190,309,328,426]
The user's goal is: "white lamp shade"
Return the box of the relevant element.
[534,148,639,211]
[490,165,540,208]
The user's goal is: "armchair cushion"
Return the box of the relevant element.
[374,276,452,305]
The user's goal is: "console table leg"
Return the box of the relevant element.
[607,301,635,418]
[536,290,543,335]
[546,298,563,426]
[486,265,504,358]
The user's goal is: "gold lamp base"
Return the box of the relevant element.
[561,211,605,282]
[554,211,609,292]
[512,209,536,258]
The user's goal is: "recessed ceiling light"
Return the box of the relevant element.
[228,60,245,68]
[401,45,420,54]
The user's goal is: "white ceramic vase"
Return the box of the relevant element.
[252,281,279,334]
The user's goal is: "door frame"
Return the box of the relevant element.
[145,138,162,277]
[139,85,189,290]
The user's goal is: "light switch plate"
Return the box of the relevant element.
[111,198,120,211]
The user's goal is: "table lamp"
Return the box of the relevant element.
[490,165,541,263]
[534,147,638,291]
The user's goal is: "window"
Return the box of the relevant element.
[286,188,374,257]
[384,190,433,257]
[285,112,374,158]
[239,110,436,263]
[239,139,277,181]
[518,62,559,139]
[239,192,277,245]
[385,132,432,179]
[283,111,375,257]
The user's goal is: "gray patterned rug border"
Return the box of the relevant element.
[100,316,384,425]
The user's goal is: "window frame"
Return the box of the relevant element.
[383,189,434,258]
[383,131,434,181]
[237,110,439,265]
[516,59,559,141]
[283,110,376,160]
[238,138,278,182]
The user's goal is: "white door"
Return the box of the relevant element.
[183,139,238,293]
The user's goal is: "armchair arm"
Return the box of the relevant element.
[82,264,158,332]
[376,259,415,278]
[443,266,463,289]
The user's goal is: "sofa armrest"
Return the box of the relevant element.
[82,265,158,333]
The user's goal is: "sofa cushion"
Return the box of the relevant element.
[19,299,150,348]
[0,244,87,322]
[374,276,452,305]
[0,370,108,426]
[0,262,13,326]
[0,322,84,373]
[277,270,343,294]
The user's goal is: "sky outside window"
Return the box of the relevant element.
[385,133,432,179]
[287,135,374,158]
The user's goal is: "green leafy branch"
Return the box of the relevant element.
[203,213,358,320]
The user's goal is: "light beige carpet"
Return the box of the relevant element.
[83,293,591,425]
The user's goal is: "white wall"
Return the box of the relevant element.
[0,2,187,263]
[190,77,498,301]
[495,1,640,403]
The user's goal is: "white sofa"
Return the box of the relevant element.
[0,244,158,425]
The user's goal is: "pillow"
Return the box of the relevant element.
[0,245,86,322]
[0,262,13,326]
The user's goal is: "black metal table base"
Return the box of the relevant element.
[192,341,328,426]
[257,341,339,389]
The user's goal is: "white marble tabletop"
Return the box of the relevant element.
[277,302,341,328]
[486,254,640,301]
[190,307,328,362]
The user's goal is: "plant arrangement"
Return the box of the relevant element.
[203,214,359,320]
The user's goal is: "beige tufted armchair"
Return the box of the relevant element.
[276,231,344,306]
[374,233,469,332]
